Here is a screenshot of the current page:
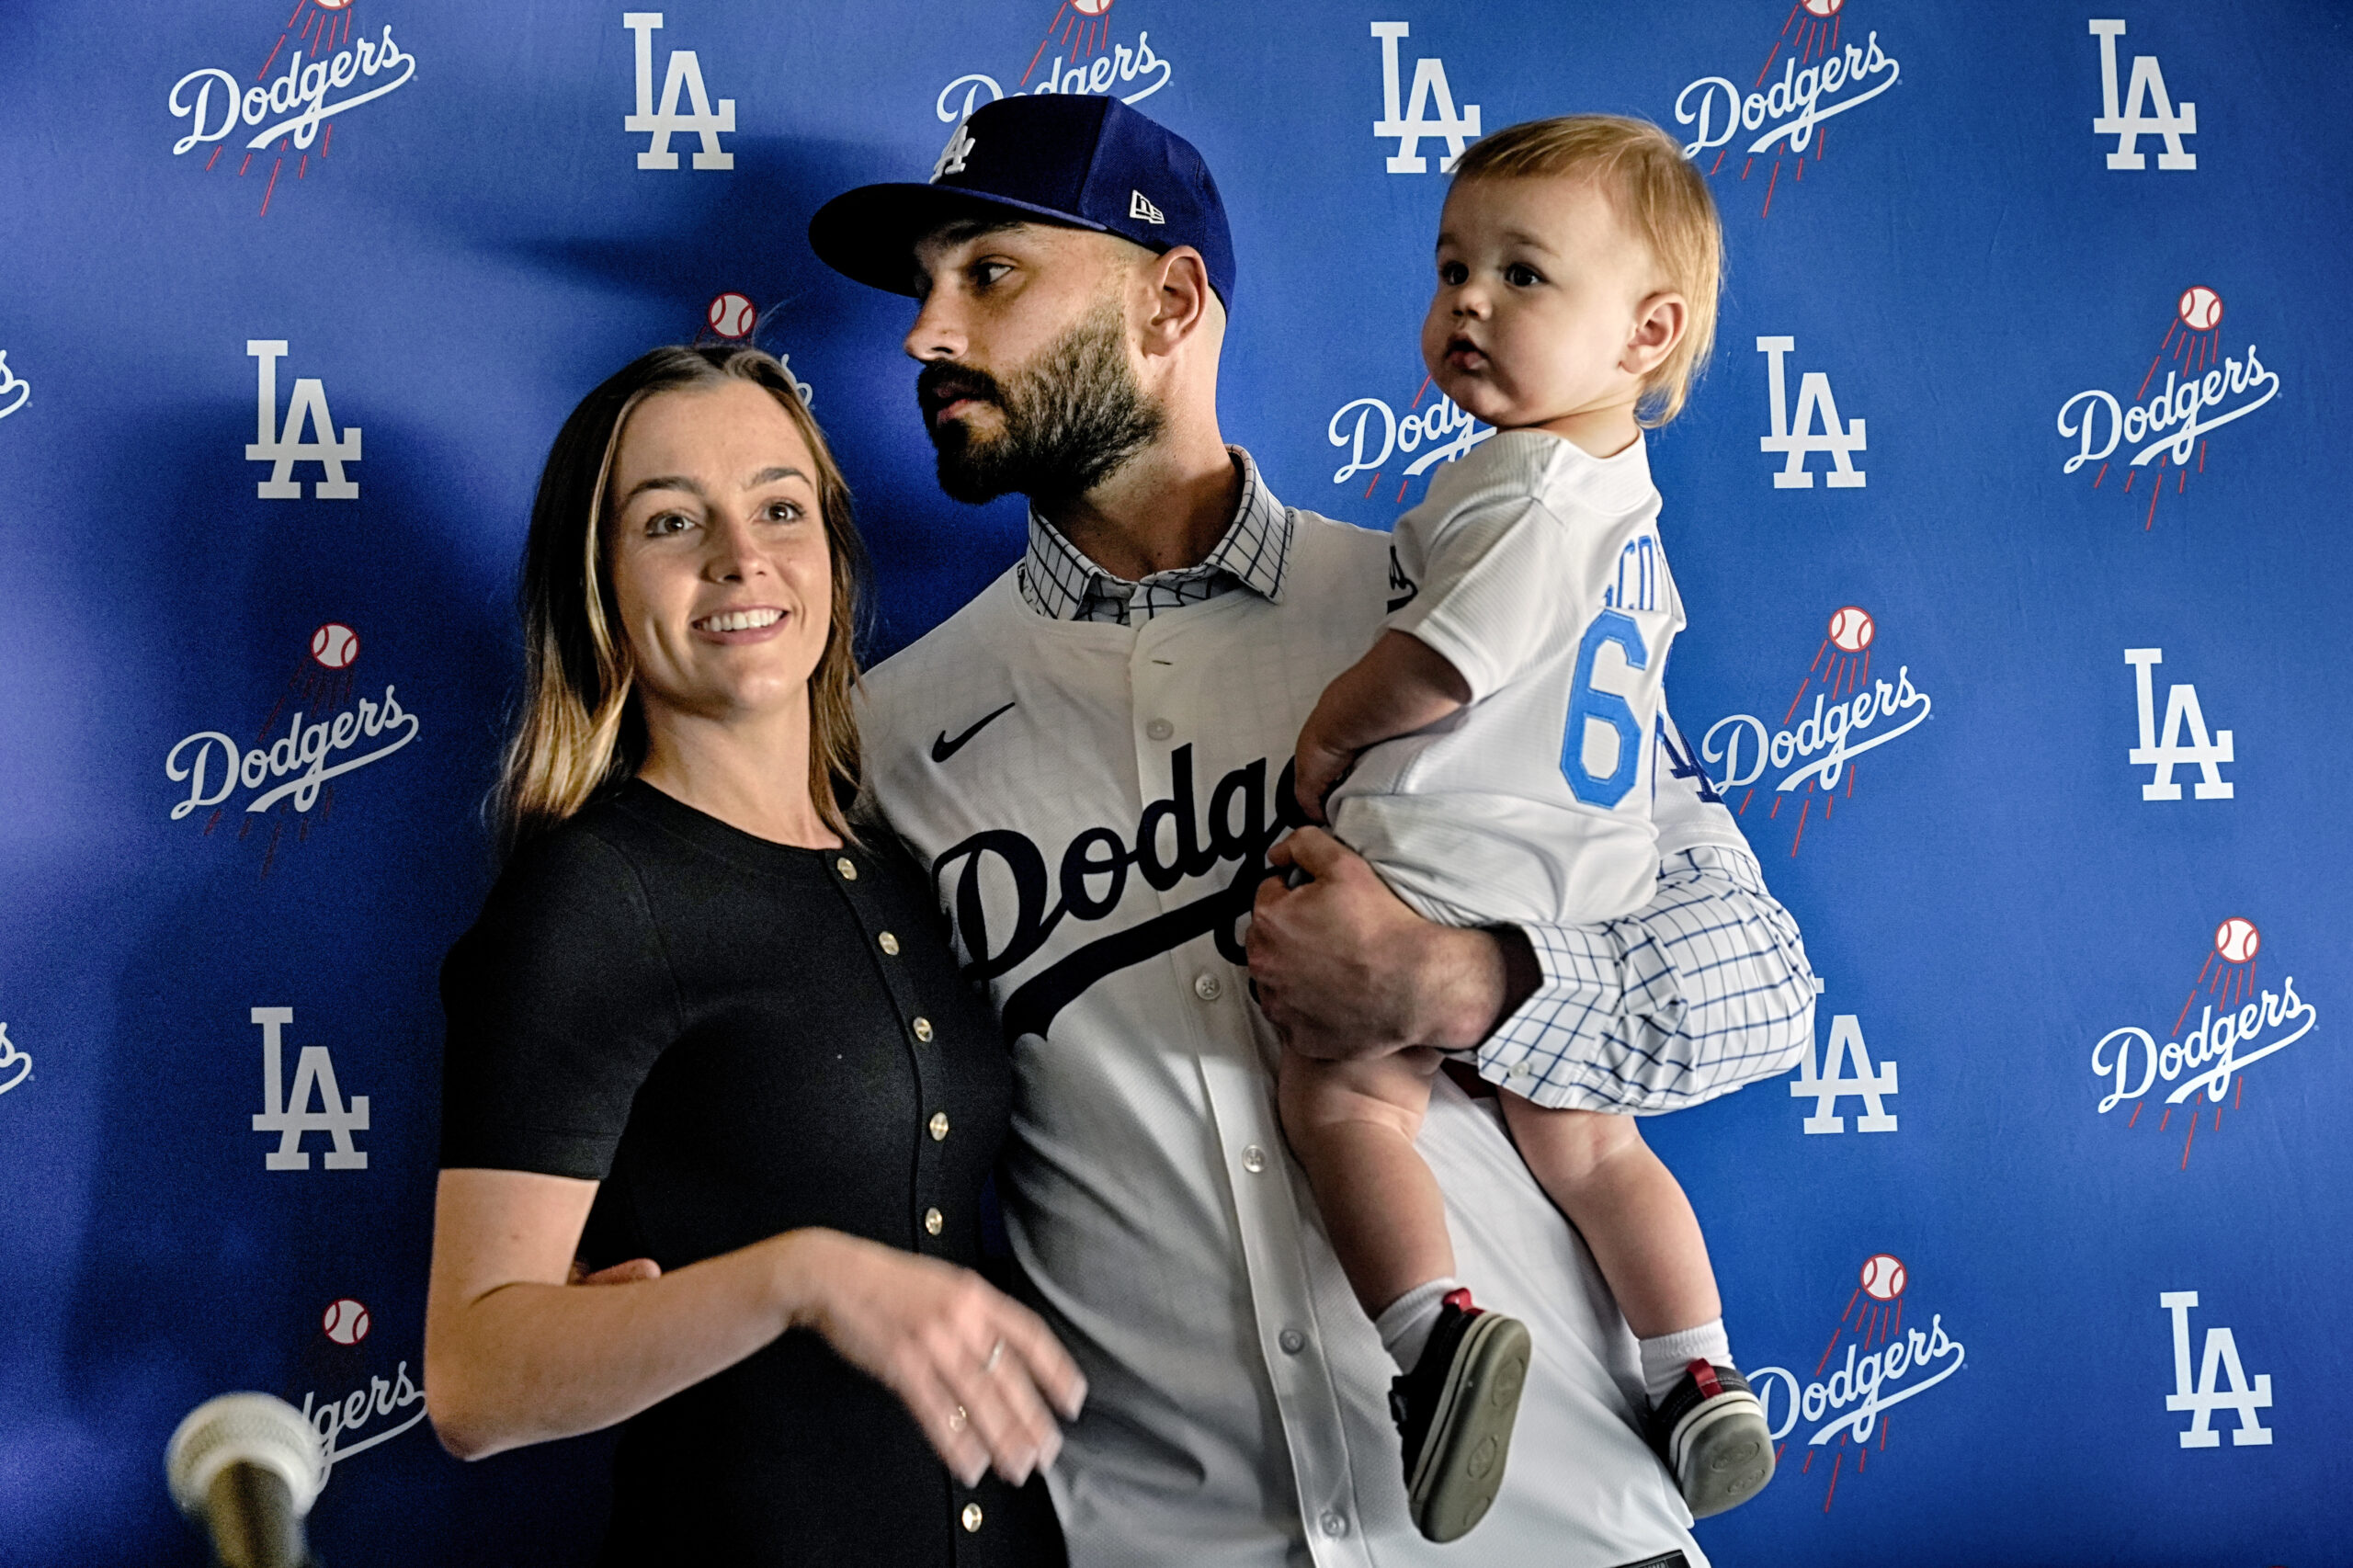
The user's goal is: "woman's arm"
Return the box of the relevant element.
[424,1168,1085,1485]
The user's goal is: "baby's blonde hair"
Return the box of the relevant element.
[1451,115,1723,426]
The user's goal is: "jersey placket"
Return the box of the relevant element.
[1130,614,1379,1568]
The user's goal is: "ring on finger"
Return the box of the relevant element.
[981,1338,1006,1374]
[949,1404,969,1432]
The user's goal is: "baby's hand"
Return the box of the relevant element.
[1292,720,1358,825]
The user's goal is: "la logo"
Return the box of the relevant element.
[2161,1291,2272,1447]
[247,340,359,500]
[1791,1011,1899,1134]
[1757,336,1867,489]
[249,1007,369,1171]
[1370,21,1481,174]
[2089,20,2196,171]
[2125,648,2233,801]
[622,12,734,171]
[932,119,976,184]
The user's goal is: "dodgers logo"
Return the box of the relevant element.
[1748,1254,1968,1511]
[934,0,1173,131]
[167,3,415,217]
[164,625,421,873]
[0,1022,30,1099]
[1370,20,1481,175]
[1672,0,1902,218]
[249,1007,369,1172]
[2089,19,2198,171]
[0,350,28,422]
[2090,917,2318,1169]
[298,1353,427,1484]
[622,12,734,171]
[1699,606,1934,856]
[2159,1290,2272,1449]
[2055,288,2279,529]
[932,744,1308,1040]
[1325,373,1494,506]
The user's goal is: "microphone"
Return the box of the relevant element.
[165,1393,324,1568]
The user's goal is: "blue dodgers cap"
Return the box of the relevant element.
[809,94,1234,308]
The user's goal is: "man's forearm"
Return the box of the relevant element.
[1472,845,1819,1110]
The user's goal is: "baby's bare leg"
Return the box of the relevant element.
[1278,1045,1450,1320]
[1497,1096,1720,1339]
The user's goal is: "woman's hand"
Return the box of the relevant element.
[794,1232,1086,1489]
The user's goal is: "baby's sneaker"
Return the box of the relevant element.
[1646,1358,1775,1517]
[1387,1290,1531,1543]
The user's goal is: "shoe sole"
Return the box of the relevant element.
[1673,1394,1775,1519]
[1405,1313,1532,1544]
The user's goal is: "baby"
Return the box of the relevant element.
[1279,116,1773,1542]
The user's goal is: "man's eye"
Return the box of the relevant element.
[1505,264,1543,288]
[1438,261,1468,286]
[971,261,1011,289]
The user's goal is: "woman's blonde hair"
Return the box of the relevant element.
[1450,115,1724,427]
[495,345,868,852]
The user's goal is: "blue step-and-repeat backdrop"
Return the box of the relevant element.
[3,1,2347,1562]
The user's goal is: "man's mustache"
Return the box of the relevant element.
[916,361,1006,420]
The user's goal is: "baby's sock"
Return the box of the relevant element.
[1374,1277,1464,1372]
[1638,1319,1733,1407]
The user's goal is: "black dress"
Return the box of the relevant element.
[438,779,1064,1568]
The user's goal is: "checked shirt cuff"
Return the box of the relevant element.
[1473,844,1820,1112]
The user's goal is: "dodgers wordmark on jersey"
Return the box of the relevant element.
[859,461,1812,1568]
[1335,428,1686,930]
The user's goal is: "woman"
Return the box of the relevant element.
[425,345,1081,1564]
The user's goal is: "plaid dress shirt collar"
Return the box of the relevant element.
[1016,447,1292,625]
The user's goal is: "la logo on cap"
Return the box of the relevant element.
[1129,189,1165,224]
[931,121,976,184]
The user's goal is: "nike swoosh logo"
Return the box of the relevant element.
[930,701,1017,764]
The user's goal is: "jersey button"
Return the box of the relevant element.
[879,931,900,956]
[961,1503,983,1533]
[835,856,858,881]
[1241,1144,1267,1175]
[1145,718,1174,741]
[1320,1511,1349,1539]
[1279,1328,1307,1356]
[924,1207,944,1236]
[929,1112,950,1142]
[1193,973,1222,1002]
[913,1017,934,1043]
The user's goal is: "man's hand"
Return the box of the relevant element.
[1246,828,1538,1060]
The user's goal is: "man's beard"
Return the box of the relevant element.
[917,301,1165,506]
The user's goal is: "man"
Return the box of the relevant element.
[809,95,1815,1567]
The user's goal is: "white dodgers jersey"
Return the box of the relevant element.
[1332,426,1685,928]
[858,506,1706,1568]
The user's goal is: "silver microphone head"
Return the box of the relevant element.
[165,1392,325,1521]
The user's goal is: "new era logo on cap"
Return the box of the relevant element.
[810,95,1236,307]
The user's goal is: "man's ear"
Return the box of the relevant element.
[1621,291,1688,378]
[1138,245,1213,357]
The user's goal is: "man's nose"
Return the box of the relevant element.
[904,289,968,363]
